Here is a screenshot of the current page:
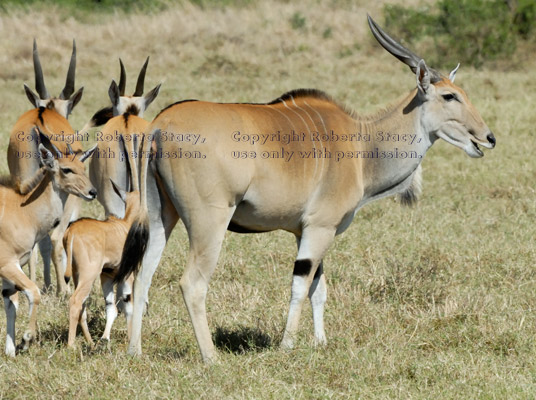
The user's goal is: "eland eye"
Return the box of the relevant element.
[442,93,458,102]
[61,168,73,174]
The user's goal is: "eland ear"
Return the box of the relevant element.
[66,86,84,117]
[38,143,54,167]
[108,80,121,107]
[143,83,161,111]
[416,59,431,95]
[24,84,40,108]
[110,178,127,203]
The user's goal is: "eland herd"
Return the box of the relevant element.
[0,16,494,360]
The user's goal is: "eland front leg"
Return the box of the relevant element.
[179,206,235,363]
[308,261,327,345]
[281,228,334,349]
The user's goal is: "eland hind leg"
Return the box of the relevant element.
[129,171,178,356]
[116,273,134,340]
[2,263,41,355]
[2,280,19,357]
[67,262,100,347]
[37,235,53,291]
[27,236,52,292]
[100,273,117,342]
[51,196,81,296]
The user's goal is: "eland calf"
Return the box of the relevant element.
[63,147,142,347]
[117,16,496,361]
[0,132,96,356]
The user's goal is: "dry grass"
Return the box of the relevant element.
[0,1,535,399]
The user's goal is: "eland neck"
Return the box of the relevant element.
[20,171,64,242]
[352,89,434,204]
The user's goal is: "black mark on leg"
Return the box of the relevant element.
[293,259,312,276]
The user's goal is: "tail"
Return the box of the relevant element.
[120,132,139,192]
[63,231,74,284]
[113,130,155,284]
[113,217,149,284]
[80,106,114,133]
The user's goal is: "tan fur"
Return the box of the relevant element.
[128,77,495,361]
[124,20,496,361]
[63,189,140,347]
[88,58,160,217]
[7,107,95,295]
[0,143,96,356]
[67,92,152,346]
[89,115,147,217]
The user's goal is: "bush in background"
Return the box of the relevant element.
[383,0,535,68]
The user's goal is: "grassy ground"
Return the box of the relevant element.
[0,1,535,398]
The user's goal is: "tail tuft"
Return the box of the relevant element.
[81,106,114,132]
[114,217,149,284]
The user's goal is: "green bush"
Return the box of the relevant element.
[383,0,532,68]
[514,0,536,38]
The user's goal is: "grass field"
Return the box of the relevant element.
[0,1,535,398]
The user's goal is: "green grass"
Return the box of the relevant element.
[0,1,535,398]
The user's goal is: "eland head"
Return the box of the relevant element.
[368,15,496,158]
[24,40,84,119]
[38,132,97,201]
[108,57,161,118]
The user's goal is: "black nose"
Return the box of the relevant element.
[89,188,97,198]
[487,132,496,147]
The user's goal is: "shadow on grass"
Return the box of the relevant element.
[213,325,272,354]
[38,314,107,348]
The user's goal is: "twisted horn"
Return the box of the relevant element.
[118,58,127,96]
[449,63,460,82]
[66,143,74,155]
[367,15,441,82]
[33,39,50,99]
[79,144,97,162]
[60,40,77,100]
[133,56,149,96]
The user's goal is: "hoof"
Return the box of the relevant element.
[280,337,295,350]
[41,284,51,295]
[96,338,111,351]
[16,331,34,353]
[202,353,219,365]
[5,345,16,358]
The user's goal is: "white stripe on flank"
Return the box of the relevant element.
[281,96,319,179]
[69,234,74,261]
[303,101,328,136]
[0,190,5,222]
[301,100,329,177]
[266,104,298,134]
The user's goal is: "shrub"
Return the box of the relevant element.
[383,0,532,68]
